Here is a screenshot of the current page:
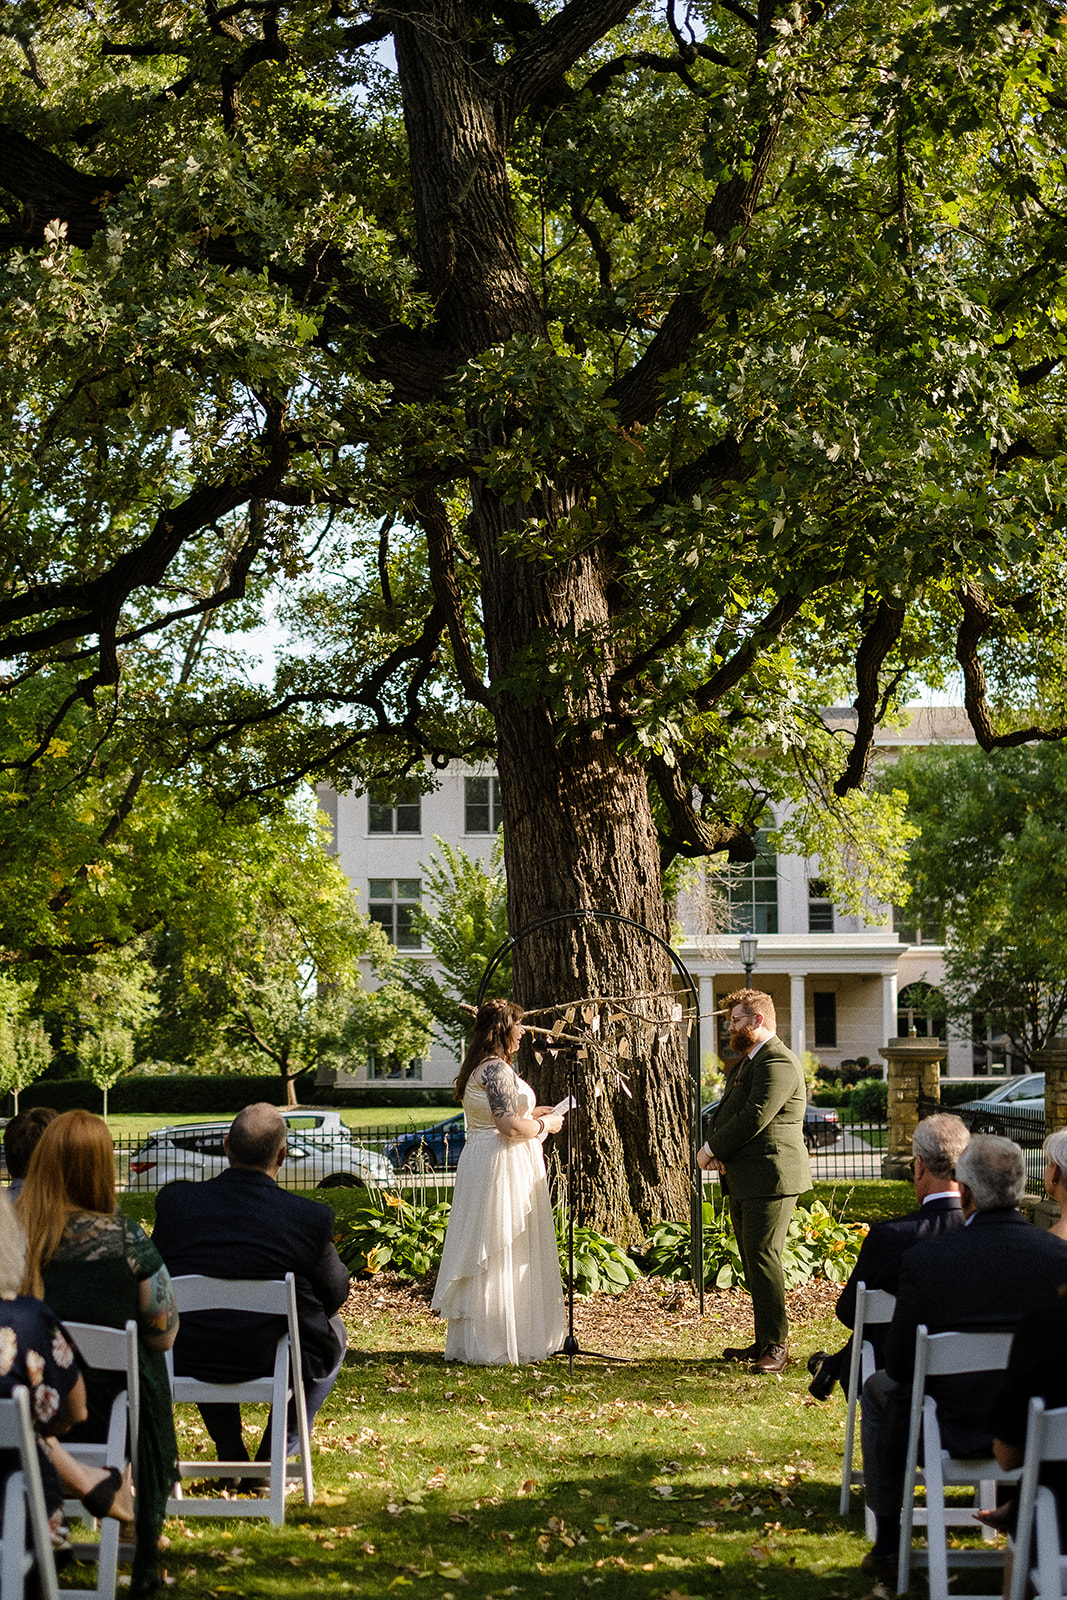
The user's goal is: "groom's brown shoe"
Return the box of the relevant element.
[721,1341,760,1363]
[752,1343,790,1374]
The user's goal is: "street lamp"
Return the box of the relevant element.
[739,934,758,987]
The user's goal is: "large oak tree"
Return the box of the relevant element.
[1,0,1066,1232]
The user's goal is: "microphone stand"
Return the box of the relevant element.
[539,1038,629,1372]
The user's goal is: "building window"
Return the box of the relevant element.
[813,991,837,1048]
[892,902,944,945]
[728,826,778,934]
[368,785,421,834]
[808,878,834,933]
[368,878,422,947]
[897,982,946,1040]
[465,775,503,833]
[368,1053,423,1081]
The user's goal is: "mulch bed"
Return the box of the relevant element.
[343,1272,840,1360]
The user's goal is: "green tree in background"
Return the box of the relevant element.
[892,744,1067,1065]
[0,976,52,1114]
[402,839,512,1058]
[3,0,1067,1228]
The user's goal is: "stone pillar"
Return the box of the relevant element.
[1031,1038,1067,1137]
[789,973,806,1060]
[879,1036,947,1179]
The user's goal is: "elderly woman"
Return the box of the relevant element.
[18,1111,177,1598]
[0,1190,133,1545]
[1043,1127,1067,1240]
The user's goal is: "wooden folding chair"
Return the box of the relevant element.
[839,1283,897,1535]
[165,1273,313,1527]
[898,1325,1020,1600]
[1008,1399,1067,1600]
[0,1386,59,1600]
[59,1321,138,1600]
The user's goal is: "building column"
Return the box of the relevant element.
[789,972,806,1060]
[698,975,717,1061]
[881,971,898,1070]
[878,1037,946,1178]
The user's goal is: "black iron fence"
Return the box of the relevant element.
[18,1108,1046,1197]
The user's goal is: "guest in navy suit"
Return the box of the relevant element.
[152,1103,351,1469]
[858,1135,1067,1583]
[807,1113,970,1397]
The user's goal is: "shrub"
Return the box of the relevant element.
[851,1076,889,1118]
[336,1190,451,1281]
[563,1223,641,1297]
[641,1199,866,1290]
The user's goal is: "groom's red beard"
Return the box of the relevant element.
[729,1021,758,1053]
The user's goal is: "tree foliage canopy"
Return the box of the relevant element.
[891,743,1067,1063]
[3,0,1066,855]
[5,0,1067,1225]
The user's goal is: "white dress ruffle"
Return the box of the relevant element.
[431,1061,565,1365]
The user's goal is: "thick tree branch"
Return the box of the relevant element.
[649,752,757,865]
[0,398,290,684]
[956,581,1067,751]
[691,591,804,711]
[499,0,638,116]
[607,118,782,428]
[412,487,492,707]
[833,596,905,795]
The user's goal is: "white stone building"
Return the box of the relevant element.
[316,706,981,1086]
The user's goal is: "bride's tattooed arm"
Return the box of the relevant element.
[482,1058,520,1118]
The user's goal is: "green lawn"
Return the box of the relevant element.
[114,1273,1002,1600]
[95,1178,1007,1599]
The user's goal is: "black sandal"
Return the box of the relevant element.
[80,1466,124,1520]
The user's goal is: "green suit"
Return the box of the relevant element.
[706,1035,811,1347]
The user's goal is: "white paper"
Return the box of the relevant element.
[551,1095,577,1115]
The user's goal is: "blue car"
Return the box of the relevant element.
[384,1114,466,1172]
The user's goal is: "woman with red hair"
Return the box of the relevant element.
[18,1110,178,1599]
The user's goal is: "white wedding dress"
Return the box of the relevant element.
[432,1058,565,1365]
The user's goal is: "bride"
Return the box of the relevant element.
[432,998,566,1364]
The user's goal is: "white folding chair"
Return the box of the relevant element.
[1008,1399,1067,1600]
[0,1387,59,1600]
[165,1274,313,1526]
[839,1283,897,1535]
[898,1325,1020,1600]
[59,1321,138,1600]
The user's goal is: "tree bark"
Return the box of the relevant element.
[392,0,695,1235]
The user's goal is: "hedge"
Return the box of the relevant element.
[12,1075,454,1116]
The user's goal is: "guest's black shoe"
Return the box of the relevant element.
[860,1548,899,1589]
[720,1341,760,1363]
[807,1350,837,1400]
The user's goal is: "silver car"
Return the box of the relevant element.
[127,1109,393,1191]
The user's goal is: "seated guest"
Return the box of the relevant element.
[859,1134,1067,1584]
[1041,1128,1067,1242]
[18,1111,178,1600]
[0,1191,133,1547]
[152,1103,351,1473]
[808,1113,970,1398]
[4,1108,57,1200]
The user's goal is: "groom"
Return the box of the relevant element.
[698,989,811,1373]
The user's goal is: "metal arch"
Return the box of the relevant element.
[475,906,706,1311]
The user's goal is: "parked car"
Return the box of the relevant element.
[127,1109,394,1191]
[384,1113,466,1173]
[701,1100,842,1152]
[956,1074,1046,1142]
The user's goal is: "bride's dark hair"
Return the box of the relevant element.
[454,998,524,1102]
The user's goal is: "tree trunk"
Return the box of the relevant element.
[393,3,692,1236]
